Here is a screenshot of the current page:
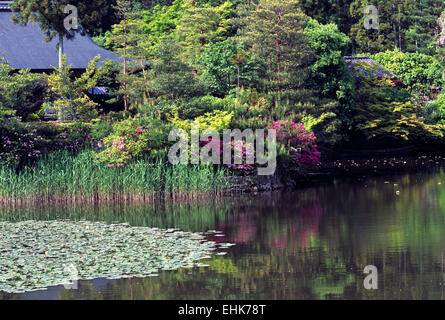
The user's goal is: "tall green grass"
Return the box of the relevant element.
[0,149,231,205]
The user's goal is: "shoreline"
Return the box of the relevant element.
[2,153,445,208]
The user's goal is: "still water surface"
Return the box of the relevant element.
[2,168,445,299]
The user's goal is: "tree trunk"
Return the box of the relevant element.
[275,38,281,106]
[392,3,398,50]
[70,94,77,122]
[136,27,151,104]
[123,14,128,112]
[58,33,66,121]
[58,33,64,70]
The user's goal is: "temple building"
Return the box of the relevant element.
[0,1,119,72]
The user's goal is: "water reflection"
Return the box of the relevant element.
[2,168,445,299]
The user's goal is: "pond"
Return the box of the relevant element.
[2,168,445,300]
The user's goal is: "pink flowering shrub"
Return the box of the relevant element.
[200,138,255,175]
[268,120,321,169]
[97,118,171,167]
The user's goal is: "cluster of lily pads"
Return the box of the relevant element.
[0,220,234,293]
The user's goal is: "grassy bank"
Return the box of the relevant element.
[0,150,230,206]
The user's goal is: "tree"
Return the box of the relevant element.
[304,18,355,131]
[436,10,445,82]
[373,50,443,102]
[10,0,111,69]
[0,59,47,121]
[112,0,132,111]
[349,0,445,54]
[350,62,442,145]
[298,0,354,35]
[240,0,313,106]
[149,37,204,100]
[109,6,154,111]
[199,39,257,95]
[176,0,234,64]
[405,0,445,54]
[44,55,110,121]
[136,0,186,58]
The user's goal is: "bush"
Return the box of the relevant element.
[268,120,321,170]
[169,110,233,133]
[97,117,172,167]
[0,121,46,166]
[423,93,445,125]
[177,95,225,119]
[91,121,113,140]
[0,60,47,121]
[200,138,256,176]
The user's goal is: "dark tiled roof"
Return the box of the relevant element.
[0,1,11,11]
[0,3,120,70]
[87,86,108,95]
[344,56,397,78]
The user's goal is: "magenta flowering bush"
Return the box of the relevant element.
[200,138,255,175]
[267,120,321,169]
[97,126,146,167]
[54,123,93,152]
[0,126,44,165]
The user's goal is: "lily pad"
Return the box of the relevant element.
[0,220,232,293]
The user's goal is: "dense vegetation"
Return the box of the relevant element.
[1,0,445,201]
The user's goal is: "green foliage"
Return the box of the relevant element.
[199,39,257,96]
[298,0,354,34]
[139,0,186,57]
[91,121,114,140]
[177,95,225,119]
[304,18,355,130]
[373,50,443,94]
[97,117,172,166]
[423,92,445,125]
[43,55,110,121]
[169,110,233,133]
[0,60,47,121]
[240,0,313,105]
[176,0,234,62]
[351,73,443,145]
[222,88,272,130]
[349,0,445,54]
[11,0,113,42]
[150,38,206,100]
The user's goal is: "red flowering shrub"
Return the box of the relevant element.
[267,120,321,169]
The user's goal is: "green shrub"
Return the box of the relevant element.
[97,118,172,166]
[169,110,233,133]
[91,121,113,140]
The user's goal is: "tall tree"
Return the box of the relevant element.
[11,0,111,69]
[176,0,234,64]
[436,9,445,82]
[298,0,354,35]
[406,0,445,54]
[112,0,132,111]
[304,18,355,131]
[240,0,313,106]
[44,55,110,121]
[349,0,444,54]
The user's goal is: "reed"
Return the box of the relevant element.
[0,149,231,206]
